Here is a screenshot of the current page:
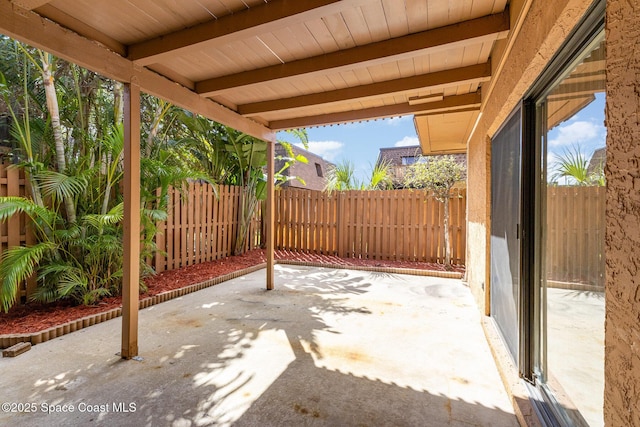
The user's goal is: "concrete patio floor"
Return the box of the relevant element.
[0,265,518,427]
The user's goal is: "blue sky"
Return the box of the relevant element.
[277,115,419,182]
[546,92,606,174]
[276,92,605,184]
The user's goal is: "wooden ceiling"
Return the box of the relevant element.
[1,0,511,150]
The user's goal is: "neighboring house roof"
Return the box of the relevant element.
[376,145,424,167]
[376,145,467,188]
[587,147,606,176]
[275,142,334,191]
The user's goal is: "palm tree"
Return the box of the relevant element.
[173,111,235,184]
[550,145,605,186]
[0,39,197,311]
[368,159,394,190]
[38,50,77,223]
[0,196,124,311]
[325,160,393,193]
[325,160,357,193]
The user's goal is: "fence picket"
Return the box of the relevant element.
[215,185,222,260]
[194,184,201,264]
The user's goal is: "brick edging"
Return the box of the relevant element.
[0,263,266,350]
[1,260,461,349]
[276,259,464,279]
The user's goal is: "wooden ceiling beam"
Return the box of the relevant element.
[35,4,126,55]
[11,0,51,11]
[269,92,482,131]
[239,62,491,116]
[0,0,131,81]
[0,0,274,142]
[550,79,606,97]
[138,67,275,142]
[128,0,369,66]
[196,11,509,97]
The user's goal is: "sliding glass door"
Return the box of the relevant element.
[534,30,606,427]
[490,106,522,361]
[490,3,605,425]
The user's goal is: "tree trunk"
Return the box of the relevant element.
[114,81,124,125]
[146,100,164,158]
[443,194,451,266]
[101,82,125,215]
[233,184,259,256]
[40,52,77,223]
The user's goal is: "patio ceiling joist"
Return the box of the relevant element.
[238,62,492,117]
[31,4,126,55]
[11,0,50,10]
[0,0,275,143]
[127,0,369,66]
[269,92,482,131]
[195,11,510,97]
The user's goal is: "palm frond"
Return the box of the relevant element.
[82,287,111,306]
[282,128,309,149]
[52,224,81,241]
[36,169,88,200]
[325,160,357,193]
[82,202,124,231]
[56,268,88,299]
[0,242,55,312]
[143,208,168,222]
[551,145,592,185]
[369,159,393,190]
[38,262,77,281]
[0,196,57,227]
[30,285,59,304]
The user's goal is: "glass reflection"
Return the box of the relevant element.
[540,36,605,426]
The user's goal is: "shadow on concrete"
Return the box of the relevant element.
[1,265,517,426]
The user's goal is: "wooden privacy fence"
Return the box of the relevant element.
[274,188,467,264]
[0,163,607,306]
[0,164,36,303]
[546,186,605,289]
[153,183,262,273]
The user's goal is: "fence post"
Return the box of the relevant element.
[154,187,166,273]
[337,191,345,257]
[6,167,24,301]
[6,166,20,250]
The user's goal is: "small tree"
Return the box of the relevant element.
[404,155,466,266]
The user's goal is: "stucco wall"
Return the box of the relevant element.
[467,134,491,313]
[466,0,593,313]
[604,1,640,425]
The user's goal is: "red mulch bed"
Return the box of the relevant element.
[0,250,464,335]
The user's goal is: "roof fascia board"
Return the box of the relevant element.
[270,93,481,130]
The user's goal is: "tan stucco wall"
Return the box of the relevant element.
[466,0,594,313]
[604,1,640,425]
